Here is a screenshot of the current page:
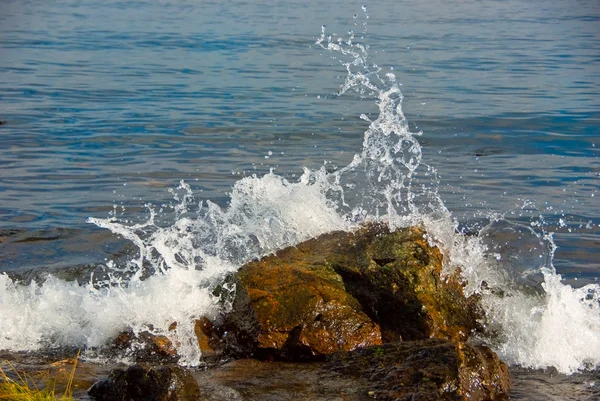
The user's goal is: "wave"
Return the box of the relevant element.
[1,10,599,374]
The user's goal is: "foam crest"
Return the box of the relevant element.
[478,266,600,374]
[0,267,220,365]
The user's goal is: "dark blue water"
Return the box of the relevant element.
[1,0,600,397]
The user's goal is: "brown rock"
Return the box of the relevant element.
[221,224,482,360]
[88,364,201,401]
[110,330,179,363]
[324,224,483,342]
[194,317,224,361]
[144,333,177,357]
[458,342,511,400]
[326,339,510,401]
[112,330,135,350]
[224,243,382,359]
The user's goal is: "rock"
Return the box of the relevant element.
[193,317,225,362]
[215,275,262,358]
[221,230,383,360]
[0,228,23,244]
[190,340,509,401]
[326,339,510,401]
[459,343,511,400]
[192,358,370,401]
[221,224,482,360]
[111,330,179,363]
[87,364,201,401]
[112,330,135,350]
[326,224,483,342]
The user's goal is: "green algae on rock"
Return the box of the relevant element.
[326,224,483,342]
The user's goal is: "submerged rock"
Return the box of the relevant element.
[326,339,510,401]
[87,364,201,401]
[221,224,482,360]
[192,358,370,401]
[187,340,509,401]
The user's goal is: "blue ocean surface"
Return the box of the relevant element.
[1,0,599,398]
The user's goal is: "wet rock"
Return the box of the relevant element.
[189,339,509,401]
[193,358,370,401]
[222,224,481,360]
[327,224,483,342]
[193,317,225,362]
[222,232,382,359]
[111,330,179,363]
[459,343,511,400]
[216,276,262,358]
[0,228,23,244]
[112,330,137,350]
[87,363,201,401]
[326,338,510,401]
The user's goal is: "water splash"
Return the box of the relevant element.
[315,22,442,226]
[0,173,352,366]
[423,209,600,374]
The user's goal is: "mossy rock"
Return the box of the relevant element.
[326,224,483,342]
[223,238,382,359]
[220,224,482,360]
[326,339,510,400]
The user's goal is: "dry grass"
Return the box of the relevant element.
[0,350,79,401]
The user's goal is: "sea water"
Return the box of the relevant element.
[1,0,599,397]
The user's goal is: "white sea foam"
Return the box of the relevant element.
[0,172,352,366]
[421,214,600,374]
[0,264,221,365]
[496,271,600,374]
[0,12,599,374]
